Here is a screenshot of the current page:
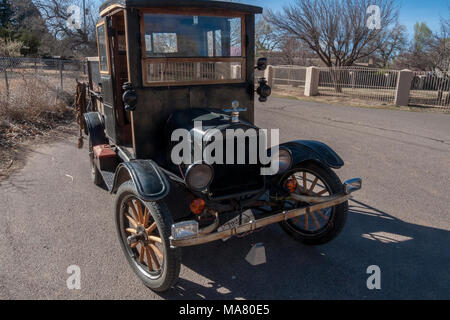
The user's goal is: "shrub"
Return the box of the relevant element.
[0,75,73,147]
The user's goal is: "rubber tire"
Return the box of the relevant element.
[279,162,348,246]
[114,181,181,292]
[88,137,103,186]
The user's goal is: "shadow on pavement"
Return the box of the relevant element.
[155,199,449,300]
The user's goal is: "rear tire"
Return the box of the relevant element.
[115,181,181,292]
[279,162,348,246]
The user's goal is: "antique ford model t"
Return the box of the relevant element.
[83,0,362,292]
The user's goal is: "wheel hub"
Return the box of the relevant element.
[127,225,148,246]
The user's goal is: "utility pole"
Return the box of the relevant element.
[82,0,87,36]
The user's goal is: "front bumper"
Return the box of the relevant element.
[170,178,361,248]
[170,192,351,247]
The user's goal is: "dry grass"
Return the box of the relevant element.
[272,85,450,113]
[0,74,78,181]
[0,75,75,149]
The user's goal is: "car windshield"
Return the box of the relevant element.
[143,13,242,58]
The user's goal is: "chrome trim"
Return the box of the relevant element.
[344,178,362,195]
[171,220,199,240]
[277,147,293,174]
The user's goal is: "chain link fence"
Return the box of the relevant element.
[0,57,87,101]
[0,57,88,148]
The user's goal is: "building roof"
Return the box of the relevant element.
[100,0,263,15]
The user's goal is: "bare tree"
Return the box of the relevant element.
[255,16,281,55]
[33,0,99,56]
[277,37,314,66]
[430,18,450,104]
[377,24,408,68]
[267,0,399,67]
[431,18,450,73]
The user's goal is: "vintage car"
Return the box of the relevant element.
[82,0,362,292]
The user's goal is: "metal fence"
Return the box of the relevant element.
[409,71,450,108]
[270,65,450,109]
[271,65,307,89]
[0,57,87,101]
[318,67,399,104]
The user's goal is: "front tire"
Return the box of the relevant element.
[279,162,348,245]
[115,181,181,292]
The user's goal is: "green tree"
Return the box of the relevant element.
[16,30,40,55]
[0,0,49,56]
[0,0,14,28]
[413,22,433,53]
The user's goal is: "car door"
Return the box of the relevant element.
[96,19,117,143]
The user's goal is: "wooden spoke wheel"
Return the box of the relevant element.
[124,199,164,276]
[278,162,349,245]
[115,181,181,292]
[283,170,332,233]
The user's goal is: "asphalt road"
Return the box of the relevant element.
[0,98,449,300]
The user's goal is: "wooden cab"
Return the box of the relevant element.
[89,0,263,159]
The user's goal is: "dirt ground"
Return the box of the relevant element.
[0,69,83,182]
[0,120,79,184]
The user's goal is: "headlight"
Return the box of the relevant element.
[185,163,214,191]
[276,148,292,174]
[171,221,199,240]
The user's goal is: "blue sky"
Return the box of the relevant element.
[93,0,449,35]
[244,0,449,36]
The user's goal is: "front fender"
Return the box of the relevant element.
[111,160,170,202]
[280,140,344,169]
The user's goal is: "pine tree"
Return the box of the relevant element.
[0,0,14,28]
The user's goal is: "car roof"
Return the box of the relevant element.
[100,0,263,15]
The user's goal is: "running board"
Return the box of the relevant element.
[100,169,115,191]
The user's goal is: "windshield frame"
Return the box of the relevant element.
[139,8,246,87]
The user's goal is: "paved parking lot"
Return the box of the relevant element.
[0,98,449,299]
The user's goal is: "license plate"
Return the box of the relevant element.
[217,209,255,241]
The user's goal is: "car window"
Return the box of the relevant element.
[143,14,242,58]
[97,24,109,72]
